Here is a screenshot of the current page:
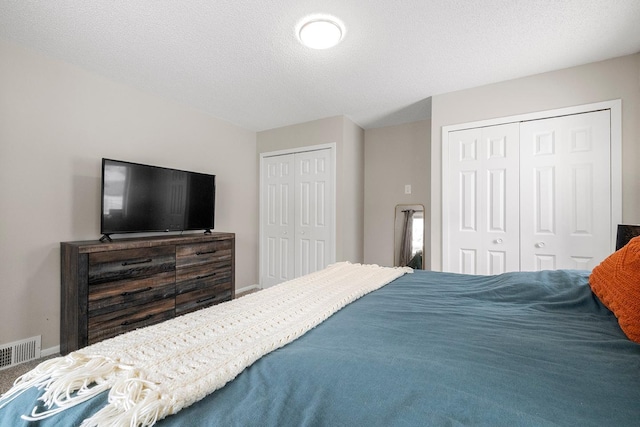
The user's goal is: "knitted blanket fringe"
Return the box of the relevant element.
[0,262,411,426]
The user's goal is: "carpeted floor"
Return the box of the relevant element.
[0,353,59,395]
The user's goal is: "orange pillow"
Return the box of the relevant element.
[589,236,640,343]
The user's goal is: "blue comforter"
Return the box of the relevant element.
[2,269,639,426]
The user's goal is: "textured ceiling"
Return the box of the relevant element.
[1,1,640,131]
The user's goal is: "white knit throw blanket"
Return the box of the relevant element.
[0,262,411,426]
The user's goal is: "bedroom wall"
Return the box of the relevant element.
[341,119,365,263]
[363,119,430,267]
[0,40,258,352]
[256,116,365,263]
[430,53,640,270]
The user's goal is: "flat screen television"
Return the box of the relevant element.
[100,158,215,241]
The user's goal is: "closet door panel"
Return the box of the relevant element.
[448,128,481,273]
[447,124,520,274]
[520,110,610,271]
[484,124,520,274]
[294,149,333,277]
[261,154,296,288]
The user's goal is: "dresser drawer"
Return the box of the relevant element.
[175,282,232,316]
[88,272,176,317]
[87,297,175,345]
[88,245,175,285]
[175,263,232,293]
[176,240,232,269]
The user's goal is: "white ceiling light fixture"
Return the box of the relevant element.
[298,16,344,49]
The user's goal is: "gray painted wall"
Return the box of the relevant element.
[0,40,258,350]
[364,120,430,267]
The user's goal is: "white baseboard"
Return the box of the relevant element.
[41,345,60,357]
[236,284,261,295]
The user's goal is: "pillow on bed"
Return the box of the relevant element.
[589,236,640,343]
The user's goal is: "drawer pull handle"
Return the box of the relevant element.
[122,258,152,266]
[121,314,152,326]
[121,287,153,297]
[197,296,216,304]
[196,250,216,256]
[196,273,216,280]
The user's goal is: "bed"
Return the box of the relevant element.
[1,246,639,426]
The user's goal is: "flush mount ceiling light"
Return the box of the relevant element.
[298,17,344,49]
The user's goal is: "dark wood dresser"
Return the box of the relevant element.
[60,233,235,355]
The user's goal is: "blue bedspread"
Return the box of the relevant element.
[2,269,639,426]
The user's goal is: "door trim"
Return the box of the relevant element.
[441,100,622,272]
[259,143,337,287]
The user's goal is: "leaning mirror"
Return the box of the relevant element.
[394,204,425,269]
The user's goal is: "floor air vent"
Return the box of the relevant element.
[0,336,41,370]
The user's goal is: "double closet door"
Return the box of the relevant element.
[260,148,334,288]
[446,109,612,274]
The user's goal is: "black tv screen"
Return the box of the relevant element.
[101,158,215,237]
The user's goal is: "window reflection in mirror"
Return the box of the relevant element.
[394,204,425,269]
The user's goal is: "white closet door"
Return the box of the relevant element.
[447,123,520,274]
[519,110,611,271]
[261,154,295,288]
[294,149,333,277]
[260,148,334,287]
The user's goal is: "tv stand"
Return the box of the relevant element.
[204,229,212,235]
[99,234,112,243]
